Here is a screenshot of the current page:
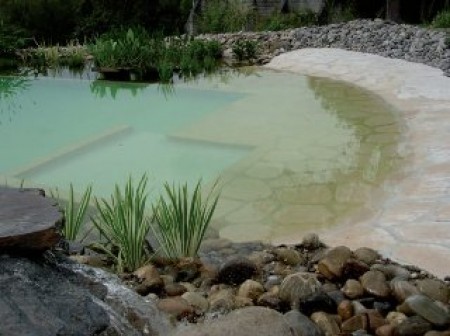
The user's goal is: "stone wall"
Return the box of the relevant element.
[197,19,450,76]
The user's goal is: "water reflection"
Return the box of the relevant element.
[211,74,403,242]
[0,72,31,125]
[90,80,149,99]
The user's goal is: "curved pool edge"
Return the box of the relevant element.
[266,48,450,278]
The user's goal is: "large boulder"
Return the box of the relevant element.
[0,187,62,251]
[0,253,173,336]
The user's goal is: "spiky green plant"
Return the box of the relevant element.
[151,180,220,259]
[58,184,92,241]
[92,175,150,272]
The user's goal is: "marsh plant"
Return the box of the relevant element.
[57,184,93,241]
[89,27,222,82]
[29,43,86,69]
[151,180,220,259]
[92,175,151,272]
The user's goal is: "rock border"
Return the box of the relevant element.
[198,19,450,76]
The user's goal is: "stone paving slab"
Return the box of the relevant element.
[267,48,450,278]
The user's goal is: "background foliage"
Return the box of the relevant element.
[0,0,448,45]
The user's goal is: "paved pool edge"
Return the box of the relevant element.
[266,48,450,278]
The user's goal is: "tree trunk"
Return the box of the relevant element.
[386,0,401,22]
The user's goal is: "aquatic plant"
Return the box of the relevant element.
[58,184,92,241]
[150,180,220,259]
[60,44,86,69]
[92,175,151,272]
[90,27,222,82]
[35,46,60,67]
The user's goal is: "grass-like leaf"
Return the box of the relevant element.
[61,184,92,241]
[92,175,151,272]
[151,180,220,259]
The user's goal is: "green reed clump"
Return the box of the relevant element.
[92,175,151,272]
[151,180,219,259]
[89,27,157,73]
[51,184,92,241]
[89,27,222,82]
[63,184,92,241]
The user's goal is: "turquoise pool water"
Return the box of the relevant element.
[0,75,249,195]
[0,69,403,242]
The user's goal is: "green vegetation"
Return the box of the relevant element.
[197,0,251,33]
[89,27,222,82]
[0,74,30,124]
[92,175,151,272]
[197,0,318,33]
[26,43,87,69]
[232,40,260,62]
[0,0,189,44]
[322,0,356,24]
[432,9,450,28]
[257,10,318,31]
[0,21,26,56]
[59,184,93,241]
[151,180,220,259]
[46,175,221,272]
[89,27,158,71]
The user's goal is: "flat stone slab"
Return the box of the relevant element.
[0,187,62,251]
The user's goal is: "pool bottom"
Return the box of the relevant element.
[1,70,404,243]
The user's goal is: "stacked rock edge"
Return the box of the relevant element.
[197,19,450,76]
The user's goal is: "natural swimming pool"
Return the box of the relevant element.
[0,68,403,242]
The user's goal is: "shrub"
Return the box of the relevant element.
[92,175,151,272]
[432,10,450,28]
[0,0,79,44]
[258,10,318,31]
[322,0,356,24]
[232,39,260,62]
[197,0,251,33]
[150,180,220,259]
[0,21,26,56]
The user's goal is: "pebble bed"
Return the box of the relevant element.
[71,234,450,336]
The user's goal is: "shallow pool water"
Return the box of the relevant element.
[0,69,403,242]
